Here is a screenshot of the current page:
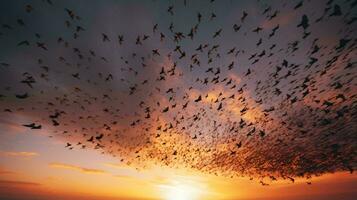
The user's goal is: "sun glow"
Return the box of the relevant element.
[159,179,204,200]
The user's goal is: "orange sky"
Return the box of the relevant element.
[0,124,356,200]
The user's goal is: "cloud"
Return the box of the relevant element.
[1,151,39,157]
[103,163,123,169]
[0,180,41,186]
[49,162,107,175]
[0,167,16,175]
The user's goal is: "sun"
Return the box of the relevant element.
[159,180,202,200]
[165,184,197,200]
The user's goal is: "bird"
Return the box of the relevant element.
[194,95,202,102]
[36,42,48,50]
[152,49,160,56]
[162,107,169,113]
[87,136,94,142]
[227,62,234,70]
[25,4,33,13]
[23,123,42,129]
[294,1,303,9]
[297,15,309,30]
[233,24,241,32]
[241,11,248,22]
[252,26,263,33]
[102,33,110,42]
[15,93,29,99]
[96,134,104,140]
[213,29,222,38]
[167,5,174,15]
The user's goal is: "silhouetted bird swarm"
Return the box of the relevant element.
[0,0,356,184]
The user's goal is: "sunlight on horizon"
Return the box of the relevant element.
[157,175,210,200]
[157,177,207,200]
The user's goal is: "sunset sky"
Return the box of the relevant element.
[0,127,356,200]
[0,0,356,200]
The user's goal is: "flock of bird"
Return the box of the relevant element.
[0,0,356,184]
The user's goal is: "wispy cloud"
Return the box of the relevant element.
[0,167,16,175]
[49,162,107,175]
[1,151,39,157]
[103,162,123,169]
[0,180,41,186]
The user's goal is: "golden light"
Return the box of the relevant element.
[158,179,204,200]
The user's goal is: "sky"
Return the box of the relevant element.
[0,0,356,199]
